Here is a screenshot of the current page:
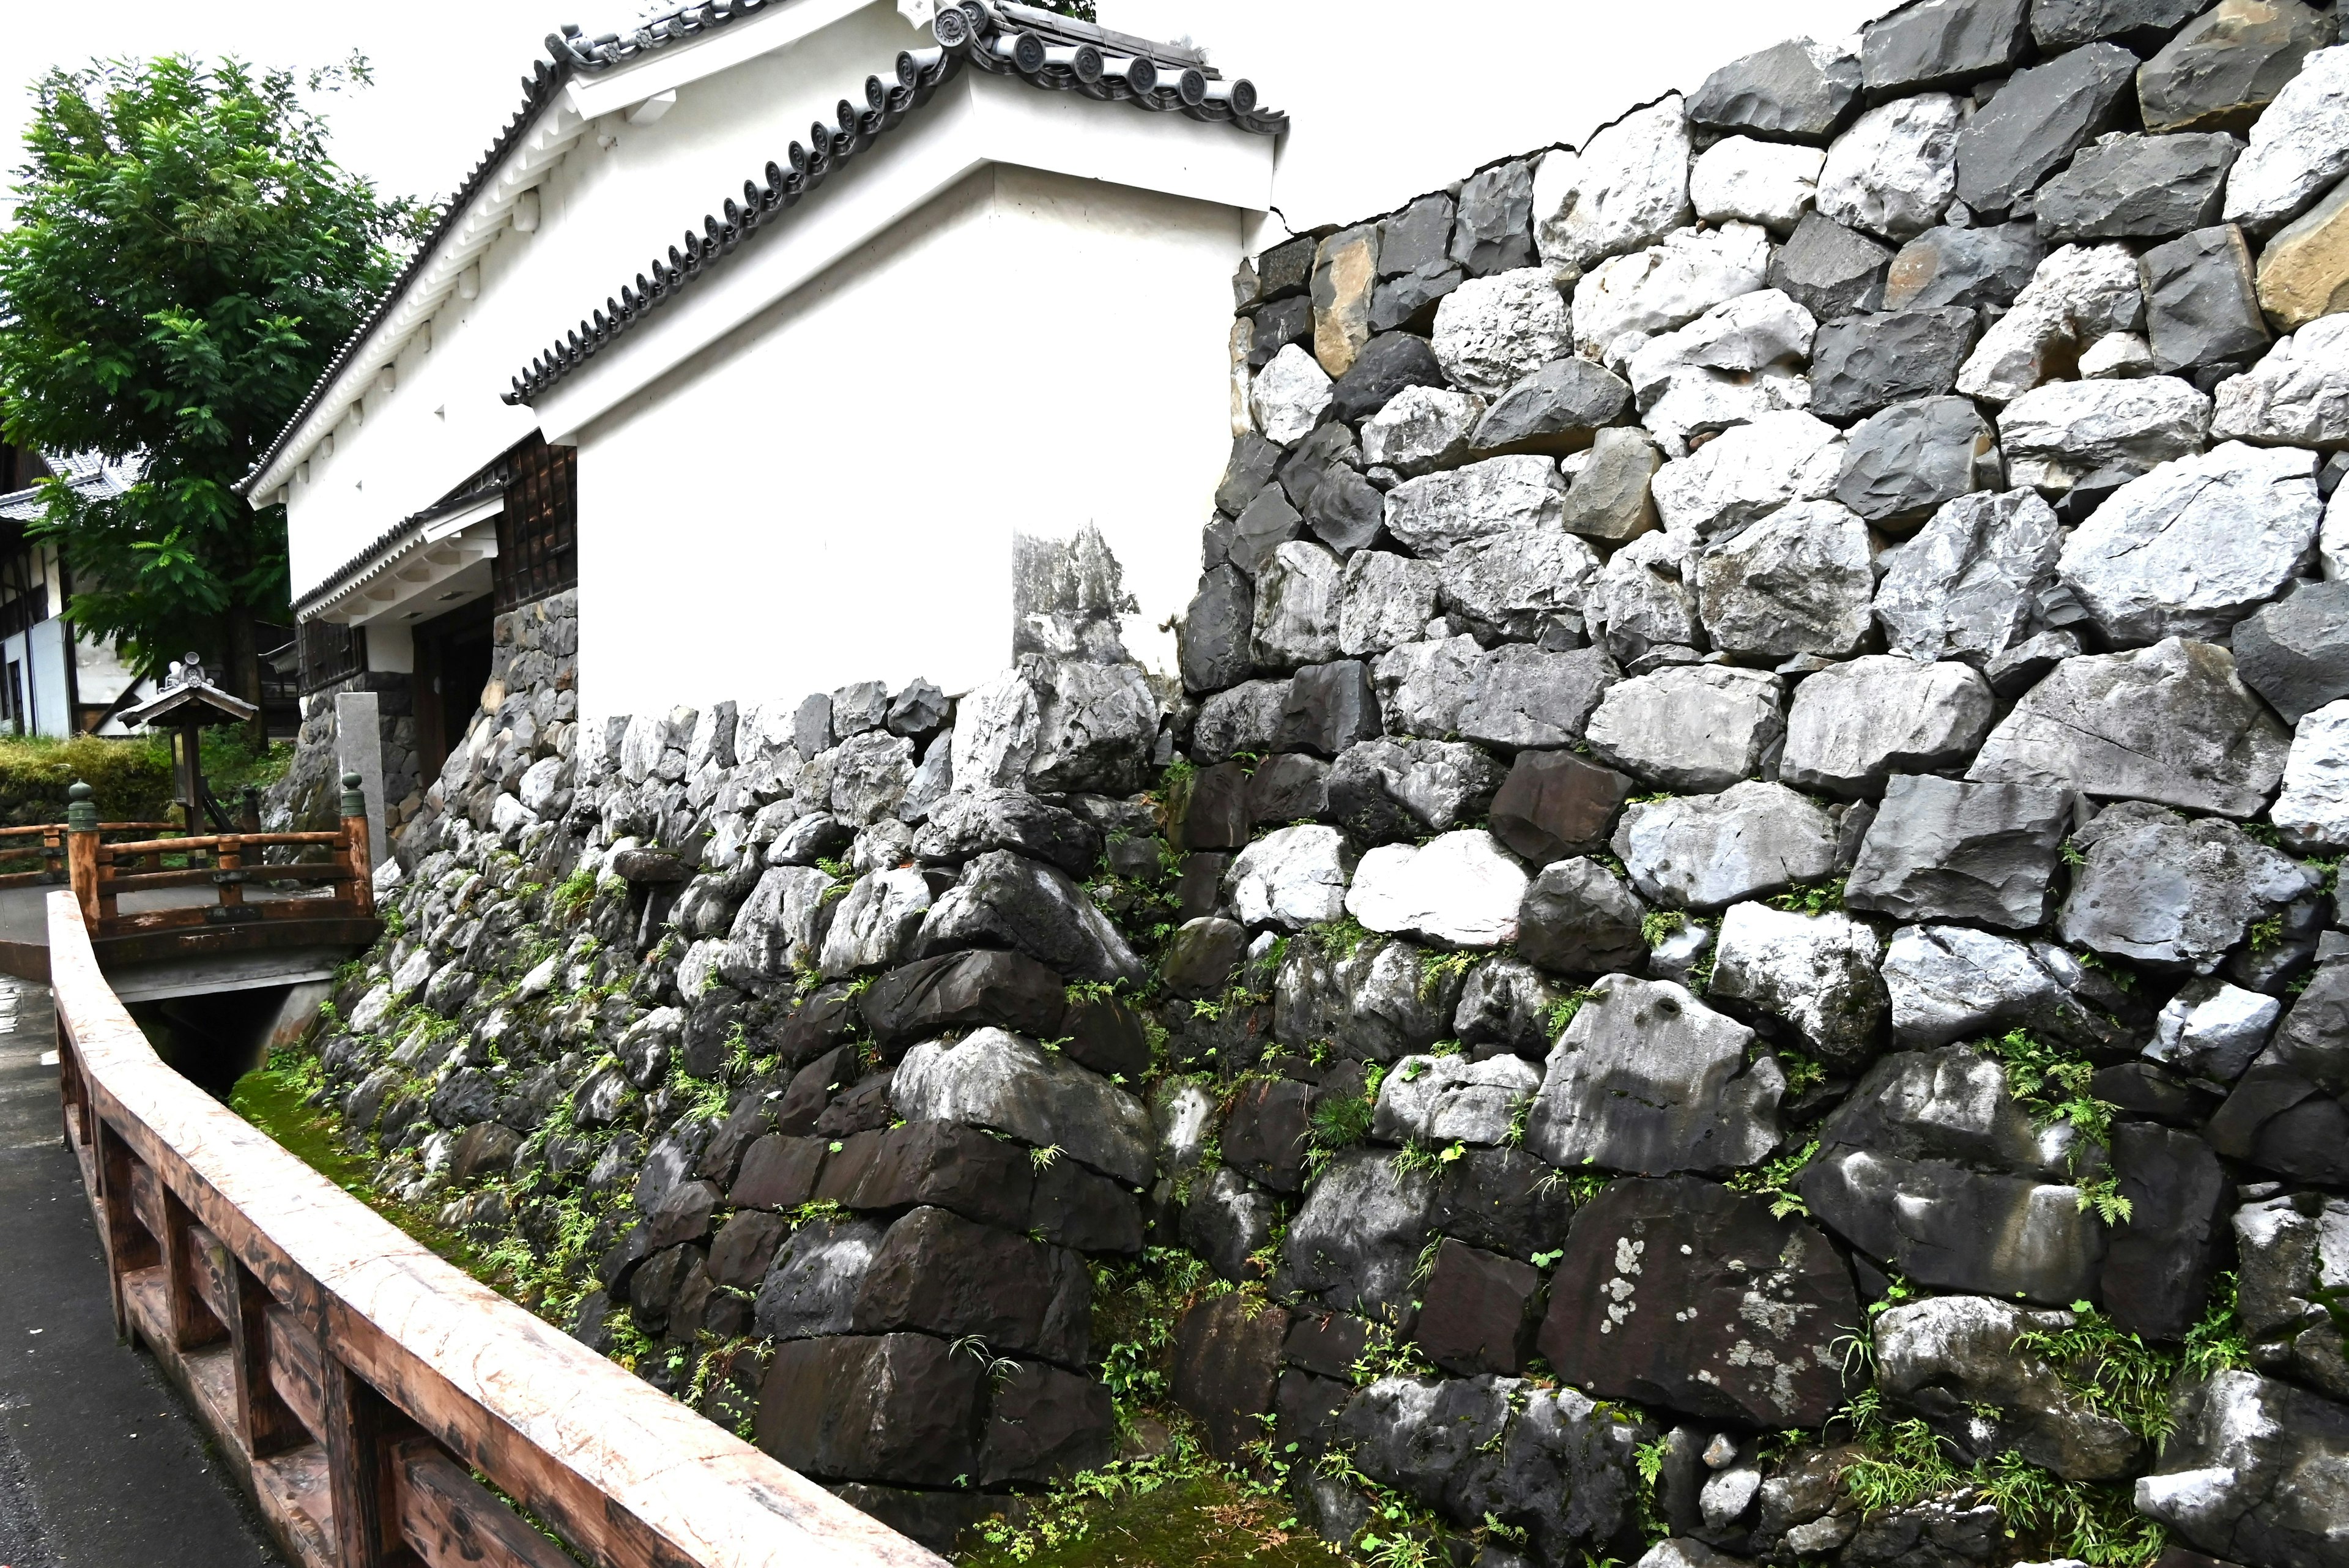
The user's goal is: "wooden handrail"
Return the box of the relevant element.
[47,888,941,1568]
[103,831,346,858]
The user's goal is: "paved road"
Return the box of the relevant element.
[0,978,282,1567]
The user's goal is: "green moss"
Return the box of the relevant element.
[959,1460,1342,1568]
[228,1055,487,1279]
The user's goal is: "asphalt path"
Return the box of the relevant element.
[0,976,281,1567]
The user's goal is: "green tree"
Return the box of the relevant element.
[0,54,428,731]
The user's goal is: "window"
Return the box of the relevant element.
[298,619,365,694]
[495,435,577,610]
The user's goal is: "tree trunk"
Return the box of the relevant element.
[225,611,265,753]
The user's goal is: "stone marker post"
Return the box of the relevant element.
[333,689,390,869]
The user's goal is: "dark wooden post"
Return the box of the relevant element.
[93,1120,157,1340]
[215,836,244,912]
[159,1187,226,1352]
[192,1229,308,1457]
[64,780,101,934]
[321,1358,420,1568]
[340,772,374,920]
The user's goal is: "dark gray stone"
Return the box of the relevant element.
[1471,358,1633,455]
[1245,752,1330,830]
[915,787,1100,876]
[1846,775,2071,930]
[1524,974,1781,1175]
[1228,484,1306,578]
[1278,1149,1436,1326]
[1329,331,1449,425]
[1861,0,2032,94]
[1276,422,1361,516]
[1327,737,1507,845]
[915,850,1144,984]
[1540,1176,1858,1429]
[2233,581,2349,725]
[1276,660,1382,757]
[793,692,834,757]
[980,1361,1116,1487]
[753,1217,888,1340]
[1561,426,1664,541]
[1455,956,1570,1061]
[1872,1296,2142,1479]
[1835,395,2005,527]
[2058,800,2319,967]
[1798,1046,2104,1303]
[1419,1241,1540,1377]
[2233,1190,2349,1399]
[1182,1165,1277,1282]
[1768,212,1893,321]
[1488,749,1636,866]
[2140,225,2273,374]
[885,679,952,743]
[1688,37,1863,144]
[1172,1292,1290,1462]
[2137,1371,2349,1567]
[2030,0,2203,50]
[1375,193,1464,332]
[1883,221,2047,311]
[1250,295,1313,368]
[1256,235,1315,302]
[1808,307,1982,420]
[1952,44,2140,218]
[1451,158,1538,277]
[2099,1121,2230,1342]
[2035,133,2240,242]
[1457,644,1619,752]
[851,1206,1090,1365]
[2138,0,2340,134]
[1221,433,1277,517]
[1163,916,1248,1000]
[1517,857,1649,978]
[1304,464,1386,555]
[755,1333,984,1486]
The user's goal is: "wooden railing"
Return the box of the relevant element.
[59,775,376,940]
[0,820,180,890]
[48,888,942,1568]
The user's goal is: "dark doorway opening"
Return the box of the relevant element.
[411,596,497,783]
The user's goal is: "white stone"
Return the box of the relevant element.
[1628,288,1819,455]
[1432,269,1573,396]
[1251,540,1345,669]
[817,867,933,978]
[2211,314,2349,448]
[2273,699,2349,850]
[2058,442,2323,646]
[1781,655,1998,797]
[1612,781,1839,910]
[1572,224,1774,365]
[1815,94,1963,242]
[1691,136,1825,233]
[1588,529,1703,653]
[1696,498,1876,660]
[1339,549,1444,657]
[1651,411,1845,538]
[1998,376,2212,496]
[1383,455,1568,556]
[1958,243,2145,404]
[1250,343,1334,445]
[1875,489,2065,664]
[1439,529,1603,634]
[2145,981,2282,1082]
[1710,901,1887,1059]
[2079,332,2155,380]
[1360,385,1486,476]
[1586,664,1786,793]
[1534,96,1694,270]
[1228,824,1355,930]
[1373,1052,1543,1146]
[2223,44,2349,234]
[1344,830,1529,947]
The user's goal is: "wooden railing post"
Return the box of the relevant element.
[190,1228,310,1459]
[93,1120,157,1340]
[341,772,375,920]
[215,836,245,911]
[158,1187,226,1353]
[65,781,102,934]
[322,1358,420,1568]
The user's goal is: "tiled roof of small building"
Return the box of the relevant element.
[0,451,142,524]
[502,0,1283,404]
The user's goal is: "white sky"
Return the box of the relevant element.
[1,1,1901,233]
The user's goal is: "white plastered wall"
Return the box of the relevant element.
[573,158,1243,719]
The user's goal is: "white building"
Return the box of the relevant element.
[242,0,1282,783]
[0,449,155,737]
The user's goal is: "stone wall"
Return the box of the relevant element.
[264,672,418,836]
[291,4,2349,1566]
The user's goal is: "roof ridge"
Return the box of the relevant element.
[502,2,1282,406]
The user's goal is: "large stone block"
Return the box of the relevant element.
[892,1027,1154,1187]
[755,1334,986,1486]
[1846,775,2071,930]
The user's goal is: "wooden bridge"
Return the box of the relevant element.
[21,776,940,1568]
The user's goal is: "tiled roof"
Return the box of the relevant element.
[292,458,513,620]
[502,1,1282,405]
[236,61,576,499]
[0,451,141,524]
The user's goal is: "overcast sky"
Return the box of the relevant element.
[0,0,634,220]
